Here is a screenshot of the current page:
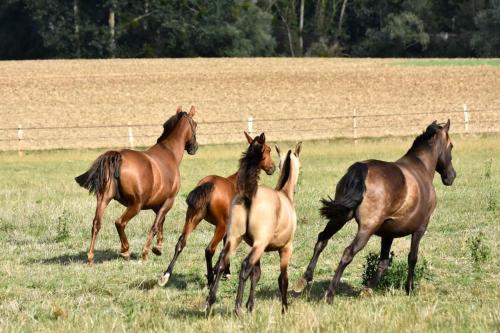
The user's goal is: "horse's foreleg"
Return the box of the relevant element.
[222,234,231,277]
[406,225,427,295]
[87,195,112,265]
[152,215,165,256]
[205,222,226,286]
[278,246,292,314]
[246,260,261,312]
[366,236,394,289]
[325,228,371,304]
[142,198,174,260]
[295,218,348,292]
[158,207,203,286]
[115,203,141,260]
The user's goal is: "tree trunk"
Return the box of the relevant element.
[73,0,80,57]
[299,0,305,55]
[275,3,295,57]
[108,5,116,58]
[333,0,348,50]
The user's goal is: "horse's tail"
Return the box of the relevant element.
[320,162,368,222]
[75,151,122,198]
[186,182,214,213]
[237,142,264,206]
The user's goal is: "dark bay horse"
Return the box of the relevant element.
[158,132,276,287]
[294,120,456,302]
[206,140,302,316]
[75,106,198,264]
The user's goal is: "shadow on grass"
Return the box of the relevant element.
[30,249,139,265]
[288,280,359,300]
[166,273,207,290]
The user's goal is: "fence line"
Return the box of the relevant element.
[1,106,498,152]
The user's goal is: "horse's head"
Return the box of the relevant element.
[434,119,456,186]
[244,131,276,175]
[181,106,198,155]
[275,142,302,171]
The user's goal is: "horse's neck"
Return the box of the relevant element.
[280,161,298,202]
[404,144,439,180]
[226,171,239,185]
[156,123,188,165]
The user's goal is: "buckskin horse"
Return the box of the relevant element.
[206,140,302,315]
[294,120,456,302]
[75,106,198,264]
[158,132,276,287]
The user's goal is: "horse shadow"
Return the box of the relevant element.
[254,279,358,301]
[31,249,139,265]
[130,273,206,292]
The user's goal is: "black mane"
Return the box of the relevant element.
[237,141,264,202]
[157,112,187,143]
[408,122,442,152]
[275,150,292,191]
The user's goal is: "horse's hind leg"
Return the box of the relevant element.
[295,217,349,292]
[325,227,371,303]
[205,221,226,286]
[159,205,204,286]
[115,203,141,260]
[143,197,174,260]
[235,245,265,316]
[222,234,231,278]
[366,236,394,289]
[278,246,292,314]
[246,260,261,312]
[406,224,427,295]
[87,194,112,265]
[206,236,242,315]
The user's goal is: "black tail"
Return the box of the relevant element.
[186,182,214,211]
[320,162,368,221]
[75,151,122,198]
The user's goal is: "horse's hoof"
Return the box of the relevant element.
[87,260,94,266]
[158,273,170,287]
[142,253,149,261]
[119,252,130,261]
[360,287,374,298]
[204,302,212,317]
[152,246,162,256]
[222,273,231,280]
[292,277,308,293]
[324,292,334,304]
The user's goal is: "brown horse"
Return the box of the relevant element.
[206,140,302,316]
[75,106,198,264]
[294,120,456,302]
[158,132,276,287]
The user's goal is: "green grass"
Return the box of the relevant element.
[0,135,499,332]
[392,58,500,67]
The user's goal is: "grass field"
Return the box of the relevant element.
[0,134,498,332]
[1,58,499,150]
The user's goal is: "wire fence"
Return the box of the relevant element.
[1,105,498,152]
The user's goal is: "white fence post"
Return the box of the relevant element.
[17,125,23,156]
[128,123,134,148]
[463,104,469,133]
[247,116,253,136]
[352,109,358,145]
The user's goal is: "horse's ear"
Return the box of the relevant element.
[176,106,182,114]
[188,105,196,117]
[244,131,253,144]
[258,132,266,144]
[431,120,437,126]
[275,145,281,158]
[294,142,302,157]
[444,119,450,131]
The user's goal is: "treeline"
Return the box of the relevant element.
[1,0,499,60]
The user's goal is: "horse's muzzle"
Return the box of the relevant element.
[441,169,456,186]
[187,143,198,155]
[265,164,276,175]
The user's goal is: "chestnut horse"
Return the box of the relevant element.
[75,106,198,264]
[206,140,302,315]
[294,120,456,302]
[158,132,276,287]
